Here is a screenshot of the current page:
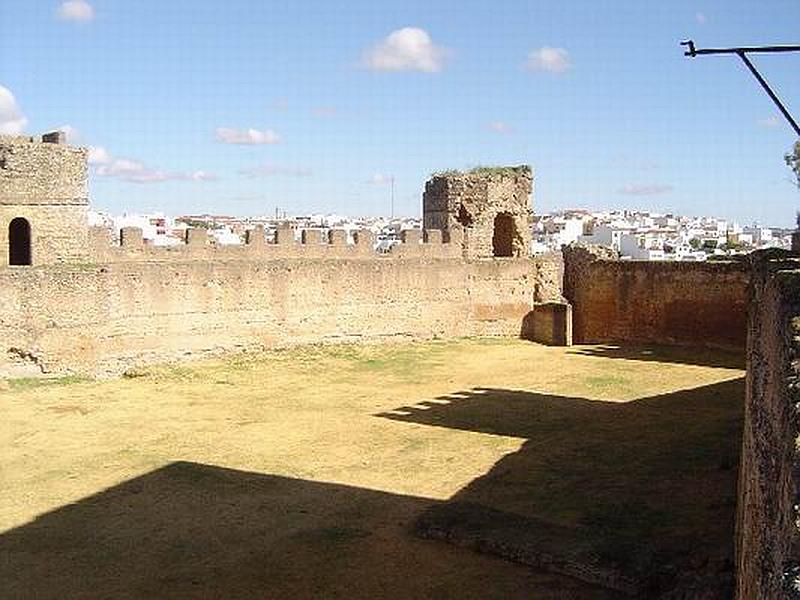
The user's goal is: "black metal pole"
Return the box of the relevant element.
[737,52,800,137]
[682,40,800,136]
[685,44,800,56]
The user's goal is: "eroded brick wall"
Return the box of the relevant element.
[563,245,749,350]
[0,256,554,376]
[735,254,800,599]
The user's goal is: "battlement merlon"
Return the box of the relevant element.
[422,165,533,259]
[0,132,88,206]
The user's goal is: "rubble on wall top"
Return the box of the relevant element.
[430,165,532,180]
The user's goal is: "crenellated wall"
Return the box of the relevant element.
[89,225,465,263]
[0,137,554,376]
[0,246,561,376]
[562,244,750,350]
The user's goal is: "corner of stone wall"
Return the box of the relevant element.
[520,302,572,346]
[533,251,565,303]
[561,242,618,327]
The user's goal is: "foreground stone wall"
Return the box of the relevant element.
[735,252,800,599]
[0,255,557,376]
[563,245,749,350]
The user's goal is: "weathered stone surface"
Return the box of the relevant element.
[520,302,572,346]
[0,134,89,266]
[422,166,533,259]
[735,251,800,600]
[563,244,749,351]
[0,257,559,376]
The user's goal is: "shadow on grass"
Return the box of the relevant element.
[0,462,614,600]
[566,344,745,370]
[378,378,744,597]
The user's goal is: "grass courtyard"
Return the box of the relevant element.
[0,339,744,598]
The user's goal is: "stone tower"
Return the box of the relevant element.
[422,165,533,259]
[0,132,89,266]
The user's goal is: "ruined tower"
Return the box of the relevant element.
[0,132,89,266]
[422,165,533,259]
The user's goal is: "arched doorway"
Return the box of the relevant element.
[492,213,514,257]
[9,218,31,266]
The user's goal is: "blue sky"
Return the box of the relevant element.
[1,0,798,225]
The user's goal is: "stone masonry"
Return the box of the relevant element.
[0,135,559,375]
[0,133,89,265]
[562,243,749,350]
[735,251,800,599]
[422,166,533,259]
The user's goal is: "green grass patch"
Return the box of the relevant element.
[6,375,90,392]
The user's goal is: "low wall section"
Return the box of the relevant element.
[563,245,749,350]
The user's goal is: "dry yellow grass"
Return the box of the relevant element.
[0,339,744,598]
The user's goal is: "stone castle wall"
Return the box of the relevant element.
[563,245,750,350]
[0,250,561,376]
[0,136,556,376]
[735,252,800,599]
[422,167,532,259]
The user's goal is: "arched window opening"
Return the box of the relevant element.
[492,213,514,257]
[9,218,31,266]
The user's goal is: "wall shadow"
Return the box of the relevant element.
[567,344,745,370]
[0,461,615,600]
[378,378,744,596]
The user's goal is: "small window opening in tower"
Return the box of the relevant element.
[9,217,32,266]
[456,204,474,227]
[492,213,515,257]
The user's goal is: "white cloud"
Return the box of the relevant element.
[0,85,28,135]
[90,147,215,184]
[215,127,281,145]
[96,158,172,183]
[618,184,674,196]
[57,0,95,22]
[488,121,511,134]
[758,115,781,128]
[239,163,312,178]
[363,27,450,72]
[525,47,571,74]
[56,124,81,144]
[369,173,393,185]
[87,145,111,165]
[695,12,707,24]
